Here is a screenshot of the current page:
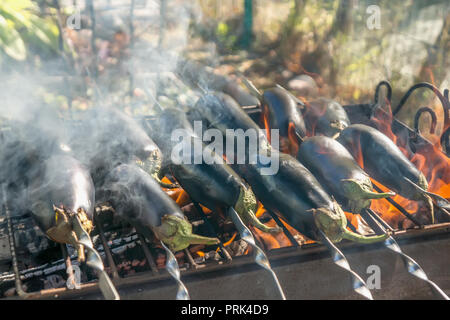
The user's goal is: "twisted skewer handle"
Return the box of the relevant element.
[364,209,449,300]
[72,216,120,300]
[160,241,190,300]
[319,230,373,300]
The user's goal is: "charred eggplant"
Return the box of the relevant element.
[304,98,350,138]
[234,150,389,243]
[29,155,95,261]
[101,164,219,252]
[70,106,175,189]
[297,136,394,213]
[144,108,280,234]
[337,124,435,223]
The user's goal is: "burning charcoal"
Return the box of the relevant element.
[205,251,220,261]
[43,274,66,290]
[229,239,248,257]
[194,256,205,264]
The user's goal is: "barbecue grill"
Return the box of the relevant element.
[1,80,449,300]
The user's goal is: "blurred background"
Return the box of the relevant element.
[0,0,448,133]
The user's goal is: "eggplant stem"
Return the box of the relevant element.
[341,179,394,200]
[154,215,219,252]
[235,187,282,234]
[342,229,389,244]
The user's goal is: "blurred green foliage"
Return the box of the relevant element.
[0,0,59,62]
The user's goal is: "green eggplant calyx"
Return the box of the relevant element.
[341,179,394,213]
[235,187,282,234]
[136,157,179,189]
[154,215,220,252]
[341,179,395,200]
[341,229,389,244]
[313,201,389,244]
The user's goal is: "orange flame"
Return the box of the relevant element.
[368,99,450,227]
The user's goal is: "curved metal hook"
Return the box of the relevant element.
[374,81,392,105]
[414,106,437,135]
[393,83,450,129]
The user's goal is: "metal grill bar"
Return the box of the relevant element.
[137,234,159,275]
[192,201,232,262]
[94,208,120,279]
[372,184,422,226]
[2,184,27,298]
[266,209,299,247]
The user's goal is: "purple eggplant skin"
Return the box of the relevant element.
[233,150,388,243]
[145,108,241,209]
[336,124,434,222]
[223,81,260,107]
[29,155,95,261]
[297,136,393,213]
[101,164,219,252]
[261,87,307,141]
[144,108,280,234]
[190,96,387,243]
[305,98,350,137]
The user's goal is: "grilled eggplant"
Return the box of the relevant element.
[191,92,270,155]
[101,164,219,252]
[70,106,175,189]
[234,150,389,243]
[29,155,95,261]
[259,87,307,154]
[297,136,394,213]
[304,98,350,138]
[337,124,436,223]
[144,108,280,234]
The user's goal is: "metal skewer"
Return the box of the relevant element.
[228,207,286,300]
[318,230,373,300]
[362,209,449,300]
[72,215,120,300]
[160,241,190,300]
